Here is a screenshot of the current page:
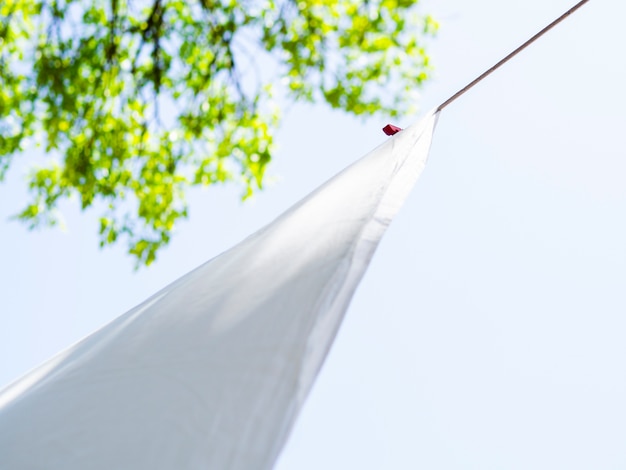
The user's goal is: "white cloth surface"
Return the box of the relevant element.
[0,111,438,469]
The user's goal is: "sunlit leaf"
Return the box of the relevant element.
[0,0,436,266]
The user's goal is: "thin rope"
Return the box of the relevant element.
[437,0,591,112]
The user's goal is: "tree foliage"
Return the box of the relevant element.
[0,0,437,265]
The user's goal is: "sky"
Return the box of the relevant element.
[1,0,626,468]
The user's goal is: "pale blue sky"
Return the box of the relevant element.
[1,1,625,468]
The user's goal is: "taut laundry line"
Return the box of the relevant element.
[437,0,591,112]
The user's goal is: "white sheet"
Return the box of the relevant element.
[0,111,438,469]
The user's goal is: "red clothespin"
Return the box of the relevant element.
[382,124,402,136]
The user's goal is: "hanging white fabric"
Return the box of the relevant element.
[0,111,439,470]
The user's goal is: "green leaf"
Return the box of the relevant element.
[0,0,436,267]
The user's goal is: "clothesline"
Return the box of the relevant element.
[437,0,590,112]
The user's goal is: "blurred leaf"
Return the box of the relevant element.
[0,0,436,266]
